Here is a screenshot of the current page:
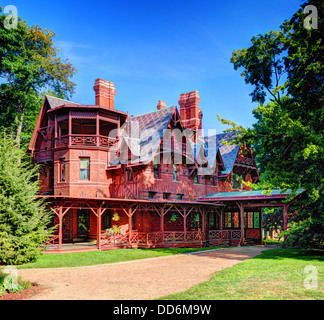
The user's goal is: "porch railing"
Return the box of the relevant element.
[100,231,206,248]
[208,230,242,246]
[41,235,60,250]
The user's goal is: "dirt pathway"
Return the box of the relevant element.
[18,246,270,300]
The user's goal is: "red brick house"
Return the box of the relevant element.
[28,79,303,251]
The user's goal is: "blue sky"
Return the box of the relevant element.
[10,0,300,132]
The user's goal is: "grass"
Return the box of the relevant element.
[263,238,284,245]
[159,248,324,300]
[15,246,222,269]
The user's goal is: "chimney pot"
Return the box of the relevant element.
[157,100,167,110]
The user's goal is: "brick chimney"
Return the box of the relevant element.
[157,100,167,110]
[93,78,116,109]
[178,91,203,133]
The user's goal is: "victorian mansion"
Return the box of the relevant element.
[28,79,302,251]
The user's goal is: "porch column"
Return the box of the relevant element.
[128,206,133,244]
[54,114,57,148]
[160,206,164,233]
[68,111,72,146]
[160,206,164,245]
[238,202,244,246]
[219,208,223,230]
[201,207,205,245]
[96,112,100,146]
[183,206,186,243]
[58,204,63,250]
[97,203,102,250]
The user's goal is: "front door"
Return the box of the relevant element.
[77,209,90,239]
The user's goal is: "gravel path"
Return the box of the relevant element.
[18,246,270,300]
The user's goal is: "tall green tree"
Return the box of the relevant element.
[0,133,53,265]
[222,1,323,248]
[0,8,77,148]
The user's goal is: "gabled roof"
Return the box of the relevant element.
[28,95,78,151]
[190,135,225,175]
[46,95,79,109]
[109,106,177,165]
[205,132,240,175]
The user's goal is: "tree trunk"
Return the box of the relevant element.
[15,106,25,149]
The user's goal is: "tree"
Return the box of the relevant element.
[0,8,77,149]
[0,133,53,265]
[222,0,323,248]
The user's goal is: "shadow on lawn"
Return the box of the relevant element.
[252,248,324,262]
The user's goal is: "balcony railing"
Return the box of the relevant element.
[235,156,254,166]
[54,134,118,148]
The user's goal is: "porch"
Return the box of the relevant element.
[41,196,248,252]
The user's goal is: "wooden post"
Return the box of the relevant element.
[68,111,72,146]
[58,205,63,250]
[97,203,102,250]
[219,208,223,230]
[128,207,132,245]
[161,206,164,245]
[54,114,57,148]
[201,208,205,246]
[183,206,186,243]
[96,112,100,146]
[238,202,244,246]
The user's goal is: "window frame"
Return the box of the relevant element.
[80,157,90,180]
[60,158,66,182]
[172,164,177,181]
[153,163,160,179]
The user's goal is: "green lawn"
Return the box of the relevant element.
[16,246,222,269]
[159,248,324,300]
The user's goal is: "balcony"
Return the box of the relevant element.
[54,134,118,148]
[235,156,254,167]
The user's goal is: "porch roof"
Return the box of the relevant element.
[198,188,305,202]
[38,195,224,206]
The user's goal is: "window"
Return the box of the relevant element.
[80,158,90,180]
[224,212,240,229]
[103,214,111,229]
[244,212,260,228]
[173,164,177,180]
[153,164,160,179]
[232,173,243,189]
[163,193,171,200]
[148,191,156,199]
[253,212,260,228]
[208,213,216,229]
[176,194,183,200]
[60,158,66,181]
[127,168,134,181]
[49,166,54,189]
